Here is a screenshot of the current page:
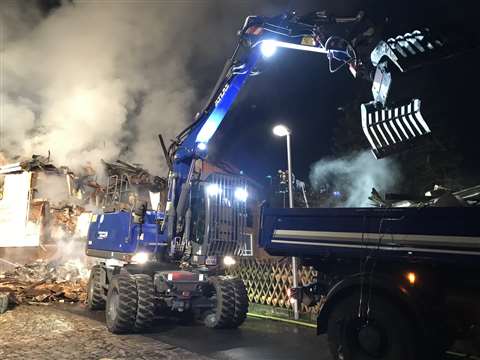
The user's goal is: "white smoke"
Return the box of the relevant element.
[0,1,224,173]
[309,151,401,207]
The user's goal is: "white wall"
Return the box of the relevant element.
[0,172,40,247]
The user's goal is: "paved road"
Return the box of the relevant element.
[62,304,331,360]
[2,304,478,360]
[60,304,479,360]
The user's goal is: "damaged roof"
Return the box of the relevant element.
[0,154,58,175]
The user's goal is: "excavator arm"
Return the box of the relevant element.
[161,9,461,248]
[170,11,364,164]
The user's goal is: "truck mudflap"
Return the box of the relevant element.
[361,99,431,159]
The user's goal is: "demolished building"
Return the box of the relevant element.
[0,155,97,268]
[0,155,169,267]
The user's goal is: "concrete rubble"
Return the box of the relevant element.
[0,259,88,308]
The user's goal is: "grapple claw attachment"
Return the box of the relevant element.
[361,99,431,159]
[370,29,447,73]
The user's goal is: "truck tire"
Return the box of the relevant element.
[86,265,105,310]
[327,293,418,360]
[203,276,236,329]
[106,272,137,334]
[133,274,155,332]
[229,277,248,328]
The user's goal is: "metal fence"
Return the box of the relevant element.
[226,258,321,322]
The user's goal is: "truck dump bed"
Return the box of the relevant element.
[259,207,480,265]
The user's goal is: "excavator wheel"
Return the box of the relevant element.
[105,272,137,334]
[229,277,249,328]
[133,274,156,332]
[86,265,105,310]
[203,276,236,329]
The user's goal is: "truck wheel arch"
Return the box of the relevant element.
[316,273,425,335]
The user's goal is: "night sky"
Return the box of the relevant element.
[39,0,479,186]
[192,0,480,185]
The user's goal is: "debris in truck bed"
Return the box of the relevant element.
[0,260,88,306]
[370,184,480,208]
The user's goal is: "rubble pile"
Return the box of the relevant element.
[102,159,166,211]
[49,205,86,235]
[0,260,89,308]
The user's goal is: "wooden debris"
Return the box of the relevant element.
[0,260,88,307]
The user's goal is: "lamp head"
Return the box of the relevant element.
[273,124,290,137]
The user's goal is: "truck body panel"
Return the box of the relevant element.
[260,206,480,264]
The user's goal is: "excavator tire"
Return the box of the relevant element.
[203,276,236,329]
[106,272,137,334]
[133,274,156,332]
[229,277,249,328]
[86,265,105,310]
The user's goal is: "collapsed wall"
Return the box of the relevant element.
[0,155,98,270]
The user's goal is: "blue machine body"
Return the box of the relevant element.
[259,206,480,265]
[87,210,166,258]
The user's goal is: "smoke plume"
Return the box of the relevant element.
[309,151,401,207]
[0,1,233,173]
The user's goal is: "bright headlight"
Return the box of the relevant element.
[197,142,207,151]
[260,40,277,58]
[234,187,248,202]
[223,256,236,266]
[206,183,222,196]
[131,252,149,264]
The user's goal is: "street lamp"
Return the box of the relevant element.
[272,124,299,320]
[272,125,293,207]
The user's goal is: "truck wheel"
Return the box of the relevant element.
[133,274,155,332]
[86,265,105,310]
[203,276,236,329]
[327,293,418,360]
[229,277,248,328]
[106,272,137,334]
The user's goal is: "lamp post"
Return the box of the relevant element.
[273,124,299,320]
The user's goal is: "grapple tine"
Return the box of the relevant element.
[362,99,431,159]
[371,29,447,73]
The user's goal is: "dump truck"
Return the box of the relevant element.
[260,206,480,359]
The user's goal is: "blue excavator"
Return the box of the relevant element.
[85,9,469,340]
